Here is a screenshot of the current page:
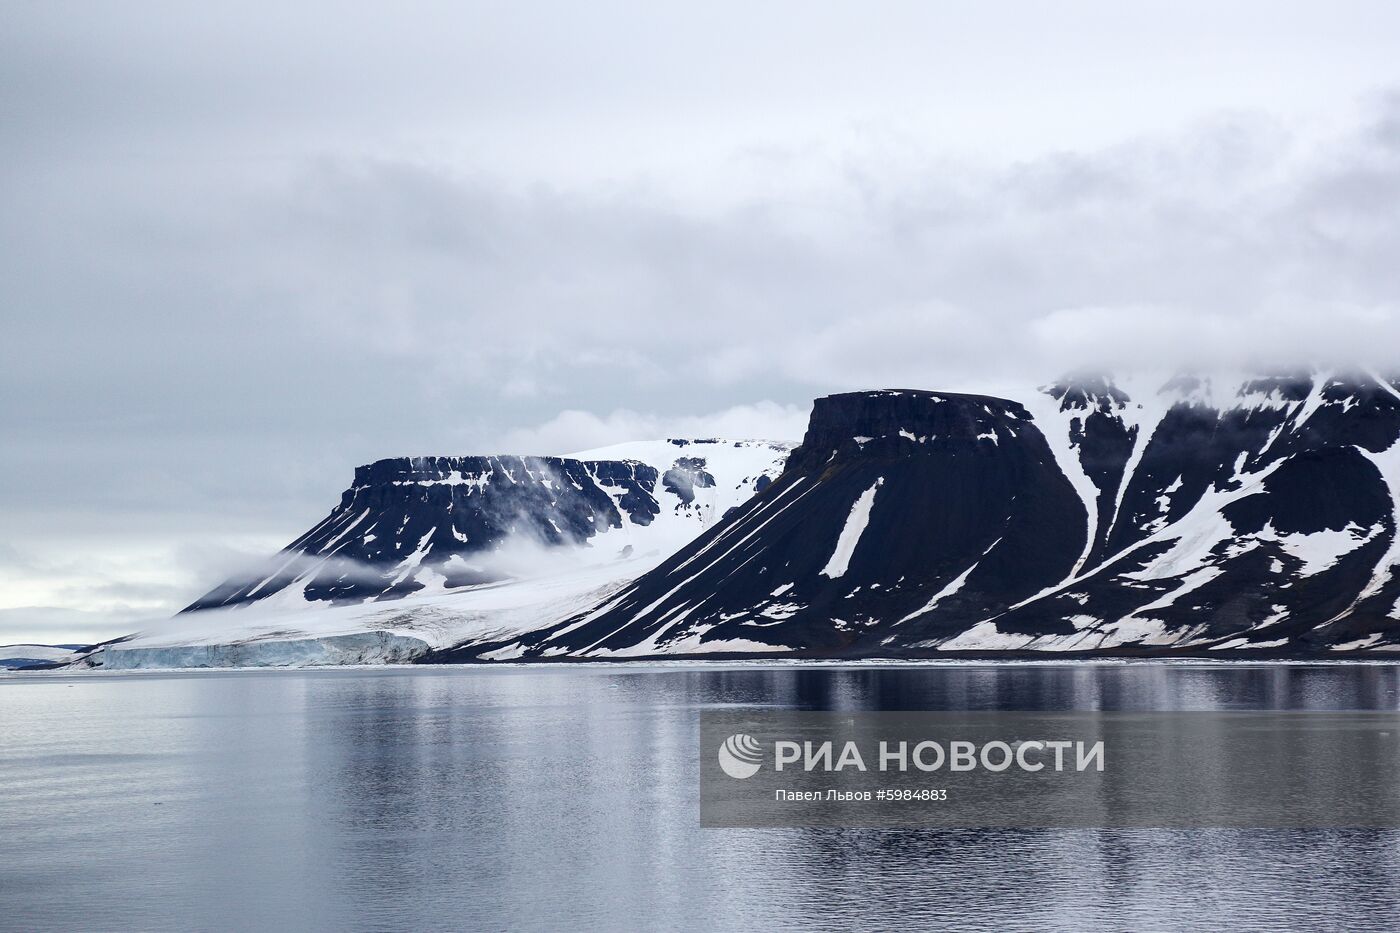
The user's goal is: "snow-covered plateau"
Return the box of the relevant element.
[0,644,81,669]
[72,439,792,669]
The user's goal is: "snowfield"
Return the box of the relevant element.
[78,557,651,669]
[0,644,81,669]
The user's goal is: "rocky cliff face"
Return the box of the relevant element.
[186,440,793,610]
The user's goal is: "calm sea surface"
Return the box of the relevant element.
[3,664,1400,931]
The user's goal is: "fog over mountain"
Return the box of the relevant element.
[4,2,1400,642]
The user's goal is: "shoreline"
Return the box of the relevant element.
[8,655,1400,678]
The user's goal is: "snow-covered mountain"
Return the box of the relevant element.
[68,371,1400,668]
[0,644,82,670]
[441,371,1400,660]
[187,439,790,611]
[74,440,792,668]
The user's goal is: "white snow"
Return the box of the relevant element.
[1260,521,1380,576]
[388,470,493,490]
[936,614,1199,653]
[0,644,79,664]
[935,621,1037,651]
[319,508,372,554]
[78,555,652,668]
[1334,435,1400,619]
[820,478,883,579]
[898,537,1002,623]
[1333,633,1385,651]
[999,452,1287,627]
[1291,375,1331,433]
[589,633,777,658]
[1087,617,1177,647]
[566,439,794,560]
[390,528,437,585]
[1126,566,1223,622]
[1155,475,1183,513]
[1209,634,1290,651]
[1102,376,1174,548]
[1018,394,1107,579]
[557,478,818,655]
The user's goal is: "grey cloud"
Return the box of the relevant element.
[8,107,1400,513]
[0,607,155,647]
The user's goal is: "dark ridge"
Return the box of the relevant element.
[453,389,1089,660]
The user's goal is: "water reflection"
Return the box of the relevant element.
[2,664,1399,931]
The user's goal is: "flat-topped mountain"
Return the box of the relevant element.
[186,439,793,610]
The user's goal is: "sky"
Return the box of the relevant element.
[4,1,1400,644]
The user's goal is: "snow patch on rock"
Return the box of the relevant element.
[820,478,883,579]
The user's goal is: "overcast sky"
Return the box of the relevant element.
[5,1,1400,644]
